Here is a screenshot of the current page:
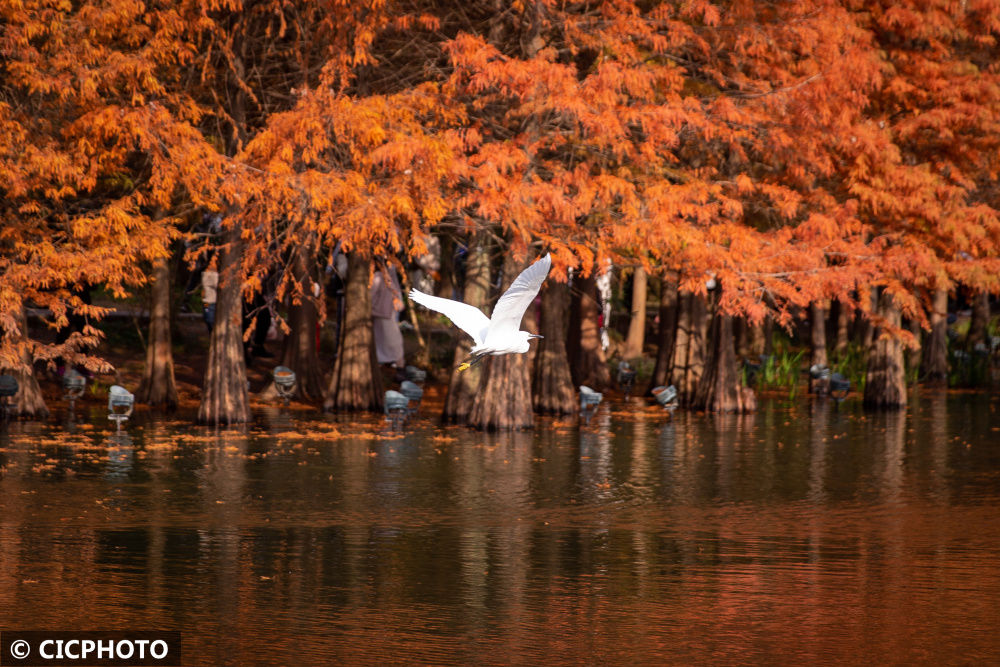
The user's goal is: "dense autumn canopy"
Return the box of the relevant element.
[2,0,999,382]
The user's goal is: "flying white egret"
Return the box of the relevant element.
[409,253,551,371]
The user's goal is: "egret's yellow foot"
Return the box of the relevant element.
[457,362,471,372]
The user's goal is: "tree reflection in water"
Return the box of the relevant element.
[1,395,999,664]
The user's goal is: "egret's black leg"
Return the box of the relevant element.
[457,352,489,372]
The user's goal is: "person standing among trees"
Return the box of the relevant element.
[183,214,223,312]
[201,255,218,333]
[371,263,406,377]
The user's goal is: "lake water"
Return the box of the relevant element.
[1,393,999,665]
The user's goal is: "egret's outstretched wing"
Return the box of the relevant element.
[409,289,491,346]
[488,254,551,337]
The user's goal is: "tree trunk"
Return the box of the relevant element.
[921,288,948,385]
[833,299,850,356]
[670,292,693,400]
[761,316,774,356]
[138,254,178,410]
[567,274,582,381]
[263,247,325,401]
[907,318,922,381]
[622,265,647,360]
[532,279,575,414]
[573,272,611,390]
[648,272,679,392]
[467,353,534,430]
[279,286,324,400]
[966,290,990,352]
[198,56,250,426]
[734,317,748,358]
[692,311,754,413]
[745,316,769,358]
[809,302,829,394]
[858,287,878,352]
[436,231,455,300]
[467,253,535,430]
[442,237,491,422]
[671,292,708,406]
[1,308,49,419]
[323,254,382,412]
[864,290,907,410]
[197,230,249,425]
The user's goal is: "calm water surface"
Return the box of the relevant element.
[1,394,999,665]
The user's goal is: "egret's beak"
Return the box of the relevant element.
[528,334,544,339]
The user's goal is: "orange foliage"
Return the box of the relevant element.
[3,0,1000,373]
[0,0,220,371]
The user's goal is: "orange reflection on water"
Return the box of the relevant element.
[0,395,998,664]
